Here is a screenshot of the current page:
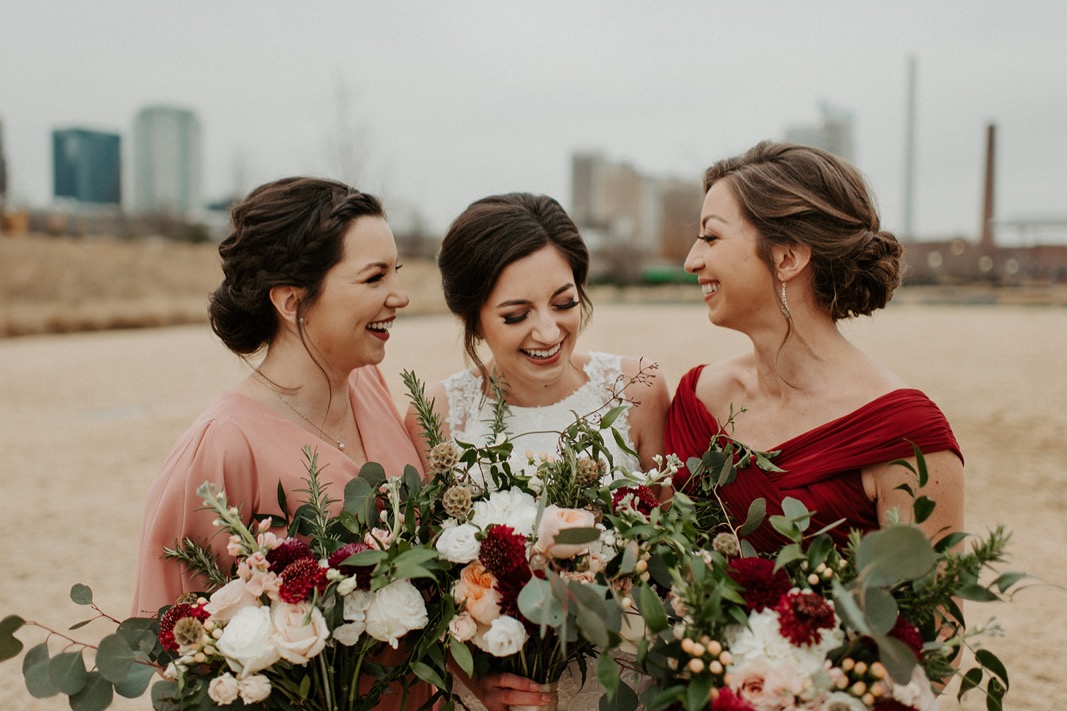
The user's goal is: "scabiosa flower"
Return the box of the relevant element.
[158,602,210,652]
[611,485,659,516]
[328,542,375,589]
[575,456,605,486]
[713,532,741,558]
[889,616,924,659]
[278,558,329,604]
[442,484,474,520]
[428,441,460,474]
[728,557,792,612]
[775,590,836,646]
[266,537,315,574]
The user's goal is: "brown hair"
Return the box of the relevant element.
[209,177,385,354]
[437,193,592,381]
[704,141,902,320]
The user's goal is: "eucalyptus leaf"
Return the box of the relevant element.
[596,650,620,699]
[343,476,374,524]
[518,577,564,627]
[831,581,869,635]
[411,661,447,690]
[576,605,610,648]
[113,656,155,698]
[96,633,137,683]
[871,631,918,685]
[855,526,936,586]
[780,496,810,522]
[70,583,94,605]
[0,615,25,662]
[403,464,423,496]
[956,583,1000,602]
[685,674,715,711]
[737,499,766,537]
[554,527,602,545]
[359,461,387,490]
[23,642,59,698]
[913,495,936,523]
[48,651,88,695]
[599,677,637,711]
[862,586,899,635]
[69,670,114,711]
[772,543,804,571]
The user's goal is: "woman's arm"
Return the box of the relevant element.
[620,356,670,471]
[863,449,964,542]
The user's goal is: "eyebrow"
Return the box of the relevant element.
[494,283,575,309]
[356,261,391,274]
[701,214,729,230]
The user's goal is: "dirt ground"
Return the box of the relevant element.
[1,300,1065,709]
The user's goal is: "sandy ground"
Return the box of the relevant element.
[1,300,1065,709]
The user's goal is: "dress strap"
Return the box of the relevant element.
[442,370,483,436]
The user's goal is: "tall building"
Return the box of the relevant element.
[133,105,201,217]
[0,118,8,200]
[784,102,855,163]
[52,128,122,205]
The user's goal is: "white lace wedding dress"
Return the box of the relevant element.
[442,352,650,710]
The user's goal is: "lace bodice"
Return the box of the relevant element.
[442,352,642,484]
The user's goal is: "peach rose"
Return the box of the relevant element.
[535,505,596,559]
[452,561,501,625]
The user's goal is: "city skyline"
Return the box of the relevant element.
[1,2,1065,243]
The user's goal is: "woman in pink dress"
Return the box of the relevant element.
[665,142,963,553]
[132,177,430,709]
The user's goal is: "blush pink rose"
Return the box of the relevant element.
[536,505,596,559]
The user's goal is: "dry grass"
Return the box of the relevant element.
[0,233,448,337]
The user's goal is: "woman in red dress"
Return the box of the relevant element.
[665,142,963,553]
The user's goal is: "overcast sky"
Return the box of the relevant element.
[2,1,1065,242]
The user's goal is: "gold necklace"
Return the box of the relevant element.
[261,378,347,452]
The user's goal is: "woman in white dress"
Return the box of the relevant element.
[405,193,668,711]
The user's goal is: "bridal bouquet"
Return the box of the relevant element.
[0,448,449,711]
[404,370,665,704]
[630,450,1024,711]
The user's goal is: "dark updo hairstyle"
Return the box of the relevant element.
[209,177,385,355]
[437,192,592,381]
[704,141,903,320]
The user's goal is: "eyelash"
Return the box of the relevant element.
[698,234,718,243]
[502,299,579,325]
[365,264,403,284]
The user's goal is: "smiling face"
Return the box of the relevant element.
[685,179,776,331]
[477,245,583,404]
[302,215,409,375]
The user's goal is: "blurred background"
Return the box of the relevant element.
[1,0,1066,336]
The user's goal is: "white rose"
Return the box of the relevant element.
[473,615,528,657]
[535,505,597,559]
[436,523,482,563]
[208,673,239,705]
[216,606,281,678]
[333,590,374,646]
[887,664,938,711]
[448,611,479,642]
[238,674,272,704]
[471,489,538,536]
[365,579,429,648]
[204,579,259,623]
[270,601,329,665]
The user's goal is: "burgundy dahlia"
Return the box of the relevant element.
[889,616,924,659]
[278,557,329,603]
[611,485,659,516]
[711,688,757,711]
[727,557,792,612]
[158,602,210,652]
[479,525,529,578]
[328,542,375,588]
[775,590,836,646]
[266,537,315,574]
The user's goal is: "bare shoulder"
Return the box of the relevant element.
[693,354,750,404]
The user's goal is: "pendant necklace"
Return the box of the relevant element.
[262,379,347,452]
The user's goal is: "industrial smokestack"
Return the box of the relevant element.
[980,123,996,252]
[902,56,917,240]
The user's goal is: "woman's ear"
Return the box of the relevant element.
[269,285,306,327]
[771,242,812,282]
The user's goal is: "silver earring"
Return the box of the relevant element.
[298,317,305,325]
[779,280,790,319]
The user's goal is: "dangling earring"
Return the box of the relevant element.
[778,278,790,319]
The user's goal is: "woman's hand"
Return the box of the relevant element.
[450,660,554,711]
